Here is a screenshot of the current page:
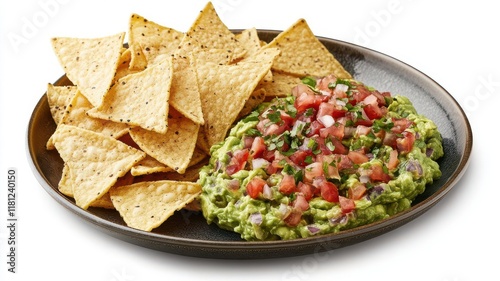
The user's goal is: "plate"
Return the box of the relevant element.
[27,30,472,259]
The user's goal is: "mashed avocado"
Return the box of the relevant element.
[198,76,443,241]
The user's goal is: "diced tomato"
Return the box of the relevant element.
[279,174,297,195]
[391,118,413,134]
[372,90,387,106]
[306,120,324,137]
[226,149,249,175]
[264,123,287,136]
[363,103,383,120]
[354,125,372,137]
[293,194,310,211]
[396,131,415,154]
[280,110,295,127]
[250,136,266,158]
[319,122,345,140]
[369,164,391,183]
[243,136,254,149]
[386,149,399,170]
[350,84,372,105]
[297,182,315,201]
[317,102,335,119]
[348,184,367,200]
[318,180,339,203]
[333,154,354,171]
[316,74,336,93]
[284,209,302,227]
[290,150,314,167]
[383,132,398,148]
[294,91,320,114]
[304,162,324,183]
[246,176,266,199]
[347,150,369,164]
[339,196,356,213]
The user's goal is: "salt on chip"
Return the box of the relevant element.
[51,32,125,107]
[263,19,351,79]
[128,13,183,68]
[51,124,146,209]
[177,2,245,61]
[109,180,201,232]
[168,54,204,125]
[196,47,280,148]
[130,108,200,174]
[87,55,173,134]
[46,90,130,149]
[46,84,78,125]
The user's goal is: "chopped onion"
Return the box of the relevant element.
[249,212,263,225]
[318,115,335,128]
[262,184,273,199]
[252,158,269,170]
[335,83,349,93]
[307,225,321,234]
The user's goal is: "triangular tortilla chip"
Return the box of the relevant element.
[109,180,201,231]
[177,2,245,61]
[51,124,146,209]
[129,108,200,174]
[46,84,78,125]
[128,13,183,69]
[168,54,204,125]
[87,56,173,134]
[236,28,262,59]
[51,32,125,107]
[263,19,351,78]
[196,48,280,147]
[46,90,130,149]
[258,71,302,98]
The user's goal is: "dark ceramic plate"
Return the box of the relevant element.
[27,30,472,259]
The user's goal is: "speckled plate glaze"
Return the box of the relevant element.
[27,30,472,259]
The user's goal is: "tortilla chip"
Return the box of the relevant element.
[177,2,245,61]
[87,56,173,134]
[196,48,280,148]
[128,13,183,69]
[263,19,351,78]
[238,87,267,119]
[46,90,130,149]
[46,84,78,125]
[236,28,262,59]
[109,180,201,231]
[169,54,204,125]
[131,147,206,176]
[258,71,302,98]
[51,124,146,209]
[51,32,125,107]
[114,48,140,82]
[58,163,73,197]
[58,164,133,209]
[129,108,200,174]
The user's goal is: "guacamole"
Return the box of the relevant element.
[198,75,444,241]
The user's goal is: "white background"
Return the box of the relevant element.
[0,0,497,280]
